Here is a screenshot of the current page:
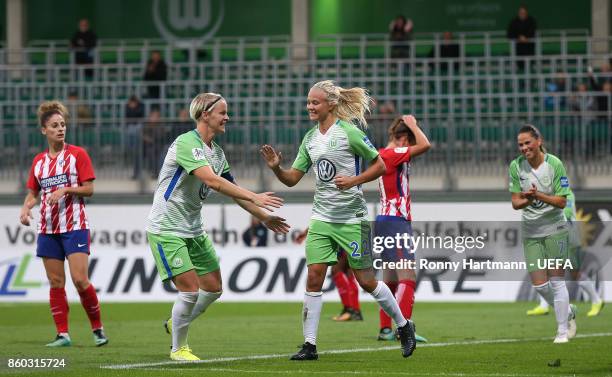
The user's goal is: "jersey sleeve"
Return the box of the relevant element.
[176,134,210,174]
[551,157,571,197]
[382,147,411,167]
[76,148,96,182]
[508,160,521,193]
[291,136,313,173]
[26,157,40,191]
[345,125,379,161]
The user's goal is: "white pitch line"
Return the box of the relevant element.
[100,332,612,370]
[134,367,584,377]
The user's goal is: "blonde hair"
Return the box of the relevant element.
[189,92,225,122]
[311,80,372,127]
[37,101,69,127]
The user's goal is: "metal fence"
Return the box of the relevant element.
[1,111,609,194]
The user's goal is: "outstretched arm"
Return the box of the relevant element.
[335,156,386,190]
[260,145,305,187]
[193,166,283,211]
[234,197,290,234]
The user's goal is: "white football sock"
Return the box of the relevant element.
[533,281,554,307]
[190,289,222,321]
[171,291,198,352]
[577,276,601,304]
[303,291,323,345]
[371,281,408,328]
[549,277,569,336]
[538,293,550,309]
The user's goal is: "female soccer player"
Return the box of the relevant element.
[19,101,107,347]
[509,124,577,343]
[146,92,289,361]
[261,80,416,360]
[527,189,603,317]
[376,115,430,342]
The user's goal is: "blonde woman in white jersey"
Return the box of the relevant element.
[261,80,416,360]
[146,93,289,361]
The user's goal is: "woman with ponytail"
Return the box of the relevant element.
[509,124,577,343]
[261,80,417,360]
[375,115,430,343]
[19,101,108,347]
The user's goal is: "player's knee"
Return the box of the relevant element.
[306,272,325,291]
[47,275,65,288]
[358,279,377,293]
[72,276,90,291]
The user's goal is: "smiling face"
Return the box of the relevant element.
[203,100,229,135]
[41,113,66,144]
[517,132,541,160]
[306,88,334,123]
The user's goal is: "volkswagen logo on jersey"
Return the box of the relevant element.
[531,199,545,209]
[316,158,336,182]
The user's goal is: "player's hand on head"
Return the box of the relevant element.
[263,216,290,234]
[402,115,417,127]
[260,145,282,169]
[334,175,354,190]
[252,192,284,211]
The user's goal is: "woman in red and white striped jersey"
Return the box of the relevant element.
[19,101,108,347]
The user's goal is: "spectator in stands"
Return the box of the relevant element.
[171,108,192,140]
[428,32,460,73]
[242,216,269,247]
[142,107,167,178]
[568,83,595,117]
[544,72,567,111]
[389,15,413,58]
[125,95,145,179]
[143,50,168,99]
[507,5,536,69]
[67,91,93,125]
[588,66,612,119]
[70,18,97,79]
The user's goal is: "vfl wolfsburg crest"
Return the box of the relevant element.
[153,0,225,41]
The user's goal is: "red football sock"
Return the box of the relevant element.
[379,281,398,329]
[333,272,352,309]
[78,284,102,330]
[49,287,69,334]
[347,274,360,310]
[396,279,416,320]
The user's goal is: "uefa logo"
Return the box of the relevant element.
[153,0,225,41]
[316,159,336,182]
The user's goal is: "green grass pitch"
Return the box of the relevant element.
[0,302,610,376]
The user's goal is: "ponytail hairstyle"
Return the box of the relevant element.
[189,92,225,122]
[518,124,546,153]
[311,80,372,128]
[387,117,416,145]
[37,101,69,128]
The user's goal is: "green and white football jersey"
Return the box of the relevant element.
[147,130,230,237]
[508,153,570,238]
[564,190,581,248]
[292,119,379,224]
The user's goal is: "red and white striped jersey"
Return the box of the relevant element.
[377,146,412,220]
[27,144,95,234]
